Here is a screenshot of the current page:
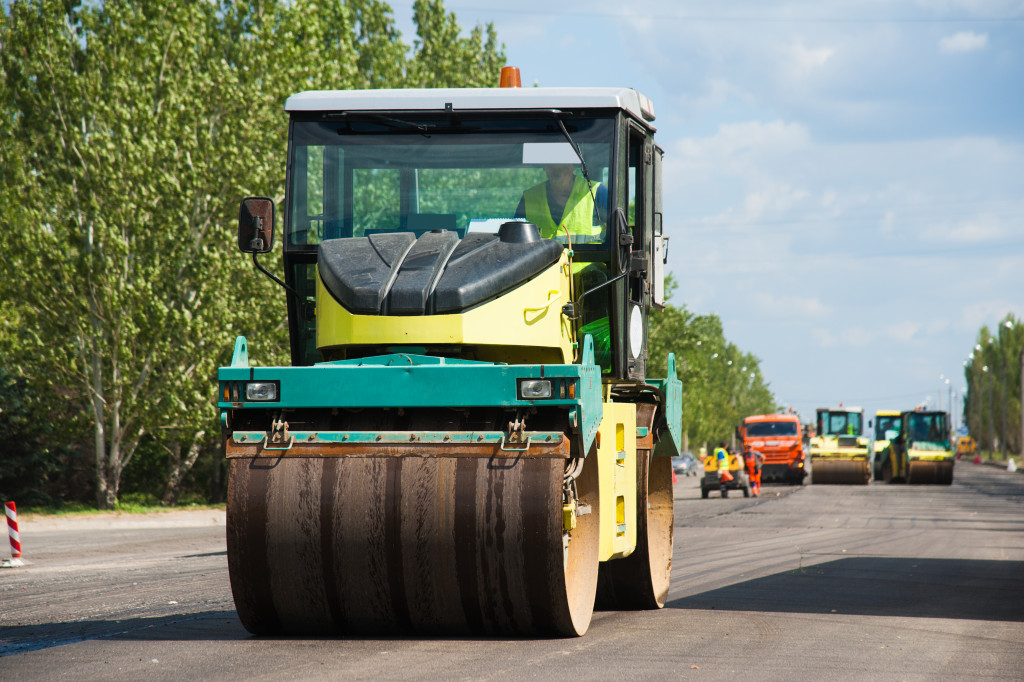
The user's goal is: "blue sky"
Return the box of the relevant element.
[392,0,1024,426]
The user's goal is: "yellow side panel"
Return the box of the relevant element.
[909,448,954,462]
[597,401,637,562]
[316,252,574,364]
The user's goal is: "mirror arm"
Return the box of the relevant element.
[251,251,302,299]
[247,214,301,300]
[250,252,309,318]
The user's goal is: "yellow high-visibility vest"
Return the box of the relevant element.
[523,176,602,239]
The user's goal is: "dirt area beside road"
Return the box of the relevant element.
[16,508,226,532]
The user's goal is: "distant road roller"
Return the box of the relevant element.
[808,406,870,484]
[871,409,901,481]
[217,73,682,637]
[878,410,954,484]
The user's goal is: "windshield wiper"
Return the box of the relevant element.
[555,118,592,184]
[333,112,435,135]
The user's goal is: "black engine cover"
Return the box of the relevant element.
[317,224,563,315]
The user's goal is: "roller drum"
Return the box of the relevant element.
[907,460,954,485]
[811,459,870,485]
[227,451,600,637]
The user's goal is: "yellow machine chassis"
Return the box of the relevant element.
[316,251,576,365]
[595,401,637,560]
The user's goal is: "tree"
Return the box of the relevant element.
[0,0,505,507]
[963,314,1022,455]
[648,278,776,449]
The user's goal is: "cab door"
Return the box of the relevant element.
[622,123,654,382]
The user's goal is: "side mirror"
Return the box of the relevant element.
[238,197,274,253]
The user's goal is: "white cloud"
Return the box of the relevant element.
[789,42,836,75]
[879,210,897,235]
[945,214,1007,242]
[743,185,811,220]
[753,292,829,318]
[678,120,811,161]
[960,301,1023,332]
[886,321,920,343]
[938,31,988,53]
[812,326,874,348]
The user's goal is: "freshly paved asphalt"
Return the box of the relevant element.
[2,462,1022,680]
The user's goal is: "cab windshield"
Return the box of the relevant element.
[819,411,862,436]
[875,415,900,441]
[286,115,614,249]
[746,421,798,437]
[907,413,949,447]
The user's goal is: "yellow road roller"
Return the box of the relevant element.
[809,406,870,484]
[217,72,682,637]
[878,409,954,484]
[871,409,901,481]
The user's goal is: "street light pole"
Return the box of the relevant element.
[1001,320,1013,458]
[981,365,990,453]
[947,381,952,422]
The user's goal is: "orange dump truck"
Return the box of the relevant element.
[739,414,806,484]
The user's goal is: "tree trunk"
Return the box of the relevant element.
[162,430,205,506]
[88,334,110,509]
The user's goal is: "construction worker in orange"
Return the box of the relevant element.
[744,449,765,496]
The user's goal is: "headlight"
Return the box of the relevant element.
[519,379,552,399]
[245,381,279,401]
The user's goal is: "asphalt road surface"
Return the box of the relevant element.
[2,462,1023,680]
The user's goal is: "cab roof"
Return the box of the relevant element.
[285,87,656,129]
[743,414,800,423]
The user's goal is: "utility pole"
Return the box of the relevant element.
[948,383,953,424]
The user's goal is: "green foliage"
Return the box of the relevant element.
[648,277,776,449]
[963,313,1022,455]
[0,0,505,508]
[408,0,505,87]
[0,369,71,506]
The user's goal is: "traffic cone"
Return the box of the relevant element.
[3,501,24,568]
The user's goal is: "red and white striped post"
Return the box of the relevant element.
[5,501,24,566]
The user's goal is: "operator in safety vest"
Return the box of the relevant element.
[714,442,734,485]
[517,163,612,368]
[514,164,607,241]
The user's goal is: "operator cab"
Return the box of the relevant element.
[243,86,667,383]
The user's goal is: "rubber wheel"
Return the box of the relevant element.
[595,422,675,610]
[701,487,709,499]
[743,486,750,498]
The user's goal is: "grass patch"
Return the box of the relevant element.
[15,494,225,517]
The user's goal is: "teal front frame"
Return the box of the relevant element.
[218,335,605,456]
[647,352,683,456]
